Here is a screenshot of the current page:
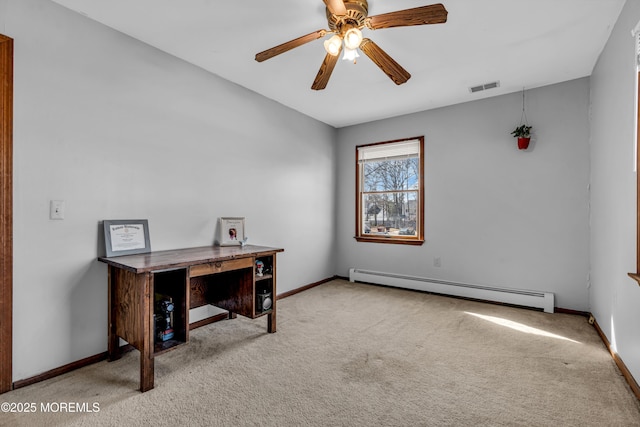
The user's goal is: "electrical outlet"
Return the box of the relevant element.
[434,257,441,267]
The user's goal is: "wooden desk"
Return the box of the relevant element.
[98,245,283,392]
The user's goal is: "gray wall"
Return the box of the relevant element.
[6,0,336,380]
[335,79,591,312]
[590,0,640,384]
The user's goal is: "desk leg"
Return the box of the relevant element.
[140,351,154,392]
[107,333,121,361]
[267,311,276,333]
[107,266,121,361]
[140,272,154,392]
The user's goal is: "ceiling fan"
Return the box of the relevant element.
[255,0,448,90]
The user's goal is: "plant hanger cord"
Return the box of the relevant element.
[520,87,528,126]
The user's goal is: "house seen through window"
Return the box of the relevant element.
[356,136,424,245]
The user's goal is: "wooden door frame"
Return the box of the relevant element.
[0,34,13,394]
[631,71,640,286]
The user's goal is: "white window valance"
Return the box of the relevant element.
[357,139,420,163]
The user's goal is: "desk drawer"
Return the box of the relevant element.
[189,257,253,277]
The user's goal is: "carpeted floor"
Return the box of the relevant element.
[2,279,640,426]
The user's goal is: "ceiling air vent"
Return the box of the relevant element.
[469,81,500,93]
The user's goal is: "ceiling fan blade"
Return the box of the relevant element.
[312,48,342,90]
[359,38,411,85]
[366,3,448,30]
[255,30,326,62]
[323,0,347,16]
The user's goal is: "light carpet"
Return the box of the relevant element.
[2,279,640,426]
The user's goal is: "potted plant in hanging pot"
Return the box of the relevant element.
[511,124,532,150]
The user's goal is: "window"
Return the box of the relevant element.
[355,136,424,245]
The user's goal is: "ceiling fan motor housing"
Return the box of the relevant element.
[327,0,369,34]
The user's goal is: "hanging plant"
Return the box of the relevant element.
[511,124,532,149]
[511,124,532,138]
[512,89,532,150]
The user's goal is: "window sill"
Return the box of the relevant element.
[355,236,424,246]
[628,273,640,286]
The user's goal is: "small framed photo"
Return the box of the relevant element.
[103,219,151,257]
[219,217,245,246]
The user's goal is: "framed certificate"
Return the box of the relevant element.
[103,219,151,257]
[219,217,245,246]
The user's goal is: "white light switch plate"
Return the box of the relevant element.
[50,200,65,220]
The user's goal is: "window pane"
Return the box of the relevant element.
[363,158,419,192]
[362,191,418,236]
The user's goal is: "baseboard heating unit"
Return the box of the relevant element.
[348,268,555,313]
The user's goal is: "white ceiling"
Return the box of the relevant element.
[51,0,625,128]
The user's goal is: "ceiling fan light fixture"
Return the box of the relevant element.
[343,27,363,50]
[342,47,360,62]
[324,35,342,56]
